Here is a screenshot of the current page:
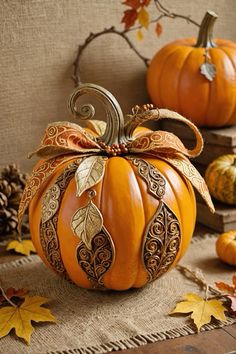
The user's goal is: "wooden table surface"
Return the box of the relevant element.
[1,241,236,354]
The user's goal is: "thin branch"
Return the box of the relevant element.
[73,26,150,87]
[154,0,200,27]
[72,0,200,86]
[176,265,221,297]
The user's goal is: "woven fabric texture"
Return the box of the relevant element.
[0,234,235,354]
[1,0,236,171]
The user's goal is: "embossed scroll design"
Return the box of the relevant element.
[127,157,166,199]
[40,162,79,276]
[128,157,181,282]
[142,201,181,282]
[77,227,115,289]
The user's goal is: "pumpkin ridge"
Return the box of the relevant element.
[217,46,236,123]
[177,48,195,117]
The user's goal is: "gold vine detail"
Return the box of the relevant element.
[127,157,166,199]
[142,201,181,282]
[40,162,79,276]
[77,227,115,289]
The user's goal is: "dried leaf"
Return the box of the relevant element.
[200,62,216,81]
[0,288,28,305]
[87,120,106,136]
[228,296,236,312]
[123,0,141,9]
[138,7,149,28]
[121,9,138,29]
[6,240,36,256]
[0,296,56,344]
[170,293,226,331]
[155,22,163,37]
[75,156,106,197]
[71,200,103,250]
[137,29,143,41]
[215,281,235,295]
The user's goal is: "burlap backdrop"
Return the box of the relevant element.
[1,0,236,171]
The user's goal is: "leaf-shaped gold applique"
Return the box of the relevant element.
[75,156,106,197]
[87,120,106,136]
[71,200,103,250]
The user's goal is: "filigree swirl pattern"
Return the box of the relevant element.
[40,162,79,276]
[77,227,115,289]
[143,201,181,282]
[127,157,166,199]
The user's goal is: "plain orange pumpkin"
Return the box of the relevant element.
[147,11,236,127]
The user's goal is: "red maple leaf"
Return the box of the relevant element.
[0,287,28,305]
[121,9,138,29]
[123,0,141,9]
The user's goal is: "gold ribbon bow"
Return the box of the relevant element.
[18,84,214,233]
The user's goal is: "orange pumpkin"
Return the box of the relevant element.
[216,231,236,266]
[147,11,236,128]
[18,84,214,291]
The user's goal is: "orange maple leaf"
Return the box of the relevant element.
[155,22,163,37]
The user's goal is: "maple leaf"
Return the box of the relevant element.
[123,0,141,9]
[170,293,226,331]
[0,288,28,305]
[138,7,149,28]
[6,240,36,256]
[215,276,236,313]
[155,22,163,37]
[0,296,56,344]
[121,9,138,29]
[136,29,144,41]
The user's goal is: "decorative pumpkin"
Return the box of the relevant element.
[205,154,236,205]
[18,83,214,291]
[216,231,236,266]
[147,11,236,128]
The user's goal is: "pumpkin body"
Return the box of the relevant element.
[216,231,236,266]
[29,154,196,290]
[147,13,236,127]
[205,154,236,204]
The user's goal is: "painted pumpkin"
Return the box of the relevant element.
[216,231,236,266]
[18,83,214,291]
[147,11,236,128]
[205,154,236,205]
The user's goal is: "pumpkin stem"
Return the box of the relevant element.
[195,11,218,48]
[68,83,126,145]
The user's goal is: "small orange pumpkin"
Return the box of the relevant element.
[147,11,236,127]
[216,231,236,266]
[18,84,214,291]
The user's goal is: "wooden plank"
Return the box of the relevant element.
[116,326,236,354]
[197,200,236,232]
[161,121,236,147]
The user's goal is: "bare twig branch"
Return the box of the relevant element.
[72,0,200,86]
[73,27,150,87]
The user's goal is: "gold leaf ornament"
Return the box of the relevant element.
[75,156,106,197]
[71,199,103,250]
